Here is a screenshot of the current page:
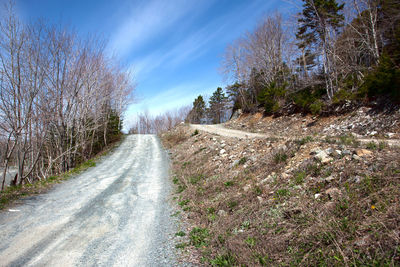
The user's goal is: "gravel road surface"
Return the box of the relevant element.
[0,135,180,266]
[190,124,268,138]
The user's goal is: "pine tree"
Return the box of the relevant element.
[297,0,345,98]
[208,87,228,124]
[187,95,206,124]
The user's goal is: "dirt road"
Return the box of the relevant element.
[0,135,179,266]
[190,124,400,147]
[190,124,268,139]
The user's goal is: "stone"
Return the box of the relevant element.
[369,130,378,136]
[325,175,335,182]
[352,154,361,160]
[243,184,251,192]
[257,196,264,204]
[217,210,227,216]
[314,193,322,199]
[342,149,352,155]
[325,147,334,155]
[386,132,395,138]
[355,149,372,157]
[310,148,322,155]
[219,149,226,155]
[315,150,333,164]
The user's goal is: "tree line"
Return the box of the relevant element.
[186,87,231,124]
[214,0,400,116]
[0,3,134,190]
[128,106,191,134]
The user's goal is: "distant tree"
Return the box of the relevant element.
[208,88,228,124]
[186,95,206,124]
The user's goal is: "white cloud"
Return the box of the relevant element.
[108,0,213,57]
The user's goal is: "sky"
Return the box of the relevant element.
[10,0,296,130]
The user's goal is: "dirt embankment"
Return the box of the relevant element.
[161,106,400,266]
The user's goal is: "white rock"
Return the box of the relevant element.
[314,193,322,199]
[315,150,333,164]
[220,149,226,155]
[386,133,395,138]
[243,184,251,192]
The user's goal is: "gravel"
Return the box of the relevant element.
[0,135,183,266]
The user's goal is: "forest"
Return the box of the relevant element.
[187,0,400,123]
[0,3,134,190]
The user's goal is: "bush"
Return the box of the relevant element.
[291,85,325,113]
[257,81,286,114]
[361,54,400,100]
[309,100,323,115]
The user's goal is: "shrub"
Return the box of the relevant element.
[361,54,400,100]
[238,157,247,165]
[274,151,288,164]
[191,129,199,136]
[309,100,323,115]
[257,81,286,114]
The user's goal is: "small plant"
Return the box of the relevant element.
[175,242,188,249]
[224,181,234,187]
[274,151,288,164]
[178,199,189,207]
[275,188,290,198]
[172,176,179,184]
[366,141,377,150]
[176,185,186,193]
[189,174,204,185]
[378,141,387,150]
[210,253,237,266]
[227,200,238,209]
[293,171,306,185]
[241,220,251,230]
[181,161,191,169]
[254,186,262,195]
[207,207,215,214]
[191,129,199,136]
[175,231,186,237]
[245,236,256,247]
[238,157,247,165]
[296,136,313,146]
[190,227,210,248]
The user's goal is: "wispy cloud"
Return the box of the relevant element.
[108,0,213,57]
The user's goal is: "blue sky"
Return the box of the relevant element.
[11,0,296,130]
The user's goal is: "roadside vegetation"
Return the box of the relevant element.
[162,122,400,266]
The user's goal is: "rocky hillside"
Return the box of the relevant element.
[161,106,400,266]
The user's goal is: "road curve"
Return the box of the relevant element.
[0,135,178,266]
[190,124,268,139]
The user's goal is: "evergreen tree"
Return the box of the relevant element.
[297,0,345,98]
[208,87,228,124]
[187,95,206,124]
